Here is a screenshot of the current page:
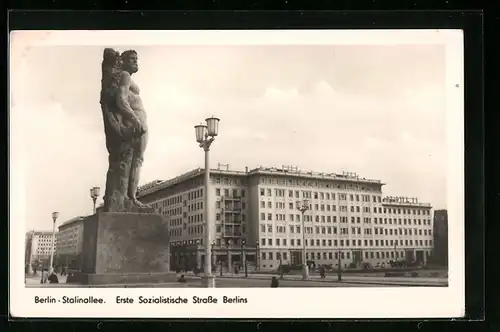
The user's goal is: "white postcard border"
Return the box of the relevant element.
[9,29,465,318]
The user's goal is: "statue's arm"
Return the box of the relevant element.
[116,71,138,121]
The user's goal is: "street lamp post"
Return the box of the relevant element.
[49,211,59,274]
[394,241,398,266]
[337,249,343,281]
[255,241,260,272]
[220,255,223,276]
[241,239,248,277]
[278,250,284,279]
[169,243,174,271]
[296,199,310,280]
[28,229,35,275]
[195,239,201,271]
[90,186,100,215]
[211,241,216,273]
[194,116,220,288]
[226,239,232,274]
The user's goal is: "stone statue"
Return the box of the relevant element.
[100,48,154,213]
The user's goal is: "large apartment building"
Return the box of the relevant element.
[138,165,434,271]
[55,216,86,268]
[25,230,57,267]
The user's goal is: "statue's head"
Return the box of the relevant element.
[121,50,139,74]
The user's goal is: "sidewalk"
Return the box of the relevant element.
[25,273,185,288]
[25,273,68,285]
[25,282,185,288]
[186,272,448,286]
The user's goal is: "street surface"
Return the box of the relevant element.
[214,273,447,286]
[25,272,447,288]
[25,275,391,288]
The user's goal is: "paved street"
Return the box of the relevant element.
[25,272,446,288]
[25,276,388,288]
[215,273,448,286]
[187,277,395,288]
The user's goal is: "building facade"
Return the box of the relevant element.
[55,216,86,269]
[432,209,448,266]
[25,230,57,267]
[138,165,435,271]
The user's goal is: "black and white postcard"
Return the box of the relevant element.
[9,29,464,318]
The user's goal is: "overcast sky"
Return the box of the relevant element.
[11,33,448,232]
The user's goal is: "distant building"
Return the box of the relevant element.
[55,216,86,269]
[432,209,448,266]
[137,164,434,271]
[25,230,57,267]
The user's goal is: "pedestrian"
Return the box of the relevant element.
[48,271,59,284]
[40,268,49,284]
[177,274,187,283]
[270,276,279,288]
[320,265,326,279]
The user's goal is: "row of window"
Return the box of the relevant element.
[214,177,247,186]
[215,225,247,233]
[187,202,204,212]
[215,188,247,198]
[35,242,56,247]
[170,229,182,237]
[216,200,246,210]
[261,188,382,202]
[260,200,430,217]
[162,207,183,217]
[169,217,183,227]
[187,188,204,201]
[187,214,204,224]
[35,249,54,254]
[259,213,432,226]
[187,225,204,235]
[158,195,182,207]
[258,176,380,192]
[259,189,430,215]
[259,237,433,247]
[171,225,248,238]
[215,213,246,222]
[36,238,54,243]
[260,224,432,236]
[261,250,432,261]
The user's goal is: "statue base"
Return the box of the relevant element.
[200,275,216,288]
[75,212,176,285]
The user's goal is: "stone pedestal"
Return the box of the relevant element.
[76,212,176,285]
[200,275,216,288]
[302,264,309,280]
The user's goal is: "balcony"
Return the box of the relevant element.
[222,231,242,238]
[224,196,242,201]
[224,206,242,212]
[222,218,242,225]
